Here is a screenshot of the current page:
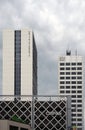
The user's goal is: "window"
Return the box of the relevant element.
[77,67,82,70]
[77,81,82,84]
[77,62,82,65]
[72,67,76,70]
[72,86,76,89]
[66,86,70,89]
[72,72,76,75]
[72,100,76,102]
[77,104,82,107]
[72,63,76,65]
[77,109,82,112]
[77,100,82,103]
[77,95,82,98]
[72,77,76,79]
[77,86,82,89]
[77,90,82,93]
[60,63,64,66]
[60,86,64,89]
[72,109,76,112]
[77,72,82,75]
[21,128,28,130]
[60,77,64,79]
[72,90,76,93]
[72,81,76,84]
[60,90,64,93]
[77,114,82,116]
[72,104,76,107]
[77,77,82,79]
[72,95,76,98]
[66,81,70,84]
[10,126,18,130]
[72,118,76,121]
[66,77,70,79]
[66,63,70,65]
[72,114,76,116]
[77,118,82,121]
[77,123,82,126]
[60,81,64,84]
[66,90,70,93]
[60,72,64,75]
[66,72,70,75]
[66,67,70,70]
[60,67,64,70]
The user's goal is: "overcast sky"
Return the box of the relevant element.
[0,0,85,96]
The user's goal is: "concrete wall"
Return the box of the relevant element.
[0,120,31,130]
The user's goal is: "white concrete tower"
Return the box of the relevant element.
[3,29,37,97]
[58,50,84,130]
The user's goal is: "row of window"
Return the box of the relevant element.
[60,72,82,75]
[60,81,82,84]
[60,62,82,66]
[72,123,82,126]
[60,76,82,79]
[60,90,82,93]
[60,86,82,89]
[72,104,82,107]
[72,113,82,116]
[72,109,82,112]
[71,100,82,103]
[60,67,82,70]
[71,95,82,98]
[72,118,82,121]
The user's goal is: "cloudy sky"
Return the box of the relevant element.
[0,0,85,95]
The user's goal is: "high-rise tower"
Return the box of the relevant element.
[58,50,84,130]
[3,29,37,96]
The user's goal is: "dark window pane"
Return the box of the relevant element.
[77,86,82,89]
[66,63,70,65]
[72,63,76,65]
[60,72,64,75]
[77,62,82,65]
[72,72,76,75]
[77,81,82,84]
[66,77,70,79]
[66,91,70,93]
[72,86,76,89]
[66,67,70,70]
[60,81,64,84]
[72,67,76,70]
[66,81,70,84]
[60,91,64,93]
[72,81,76,84]
[60,67,64,70]
[66,86,70,89]
[77,72,82,75]
[60,77,64,79]
[77,77,82,79]
[72,77,76,79]
[60,63,64,66]
[77,67,82,70]
[66,72,70,75]
[72,91,76,93]
[60,86,64,89]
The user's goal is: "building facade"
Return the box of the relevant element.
[3,29,37,96]
[58,50,84,130]
[0,95,71,130]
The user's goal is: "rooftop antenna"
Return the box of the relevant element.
[75,49,77,56]
[66,44,71,56]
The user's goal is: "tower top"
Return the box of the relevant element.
[66,50,71,56]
